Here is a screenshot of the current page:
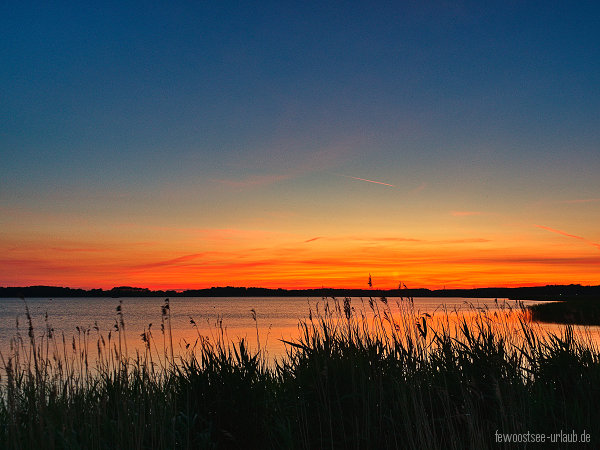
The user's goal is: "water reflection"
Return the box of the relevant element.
[1,296,598,365]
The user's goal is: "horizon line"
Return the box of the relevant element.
[1,282,595,292]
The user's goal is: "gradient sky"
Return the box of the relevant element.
[2,1,599,289]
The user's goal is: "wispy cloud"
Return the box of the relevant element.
[361,237,422,242]
[50,247,107,253]
[451,211,483,217]
[532,198,600,207]
[558,198,600,204]
[304,237,321,243]
[298,235,489,245]
[452,255,600,265]
[301,235,422,244]
[212,174,291,189]
[114,224,296,242]
[534,225,600,251]
[334,173,396,188]
[434,238,491,244]
[195,228,294,242]
[410,182,427,194]
[134,253,209,270]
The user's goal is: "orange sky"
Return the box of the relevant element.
[2,3,599,290]
[2,203,599,289]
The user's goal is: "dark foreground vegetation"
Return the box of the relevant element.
[1,298,599,449]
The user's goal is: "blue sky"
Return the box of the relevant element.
[1,1,599,288]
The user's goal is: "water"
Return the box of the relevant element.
[0,296,596,361]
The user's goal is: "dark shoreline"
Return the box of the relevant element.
[4,284,599,326]
[529,299,600,326]
[1,283,599,301]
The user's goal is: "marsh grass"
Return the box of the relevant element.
[1,297,599,449]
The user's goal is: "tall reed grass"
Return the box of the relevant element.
[1,297,599,449]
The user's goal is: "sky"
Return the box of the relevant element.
[1,1,599,290]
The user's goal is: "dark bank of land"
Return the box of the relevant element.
[1,283,599,300]
[529,299,600,325]
[2,283,600,325]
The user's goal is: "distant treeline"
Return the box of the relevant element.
[1,284,599,301]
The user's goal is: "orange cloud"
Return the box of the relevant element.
[3,218,599,290]
[133,253,211,269]
[433,238,491,244]
[558,198,600,204]
[358,237,422,243]
[304,237,321,243]
[451,211,482,217]
[50,247,107,253]
[302,235,488,245]
[302,235,421,244]
[3,243,599,290]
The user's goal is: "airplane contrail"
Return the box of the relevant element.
[334,173,396,187]
[535,225,600,251]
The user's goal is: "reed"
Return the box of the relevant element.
[1,297,599,449]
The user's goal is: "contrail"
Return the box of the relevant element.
[535,225,600,251]
[559,198,600,204]
[334,173,396,187]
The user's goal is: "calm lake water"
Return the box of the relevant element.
[1,296,597,361]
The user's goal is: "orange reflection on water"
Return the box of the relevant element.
[3,297,600,375]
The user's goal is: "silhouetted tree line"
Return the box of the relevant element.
[0,284,598,301]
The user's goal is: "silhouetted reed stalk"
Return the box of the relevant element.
[1,296,599,449]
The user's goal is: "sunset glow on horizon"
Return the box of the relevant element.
[1,2,599,290]
[3,214,599,290]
